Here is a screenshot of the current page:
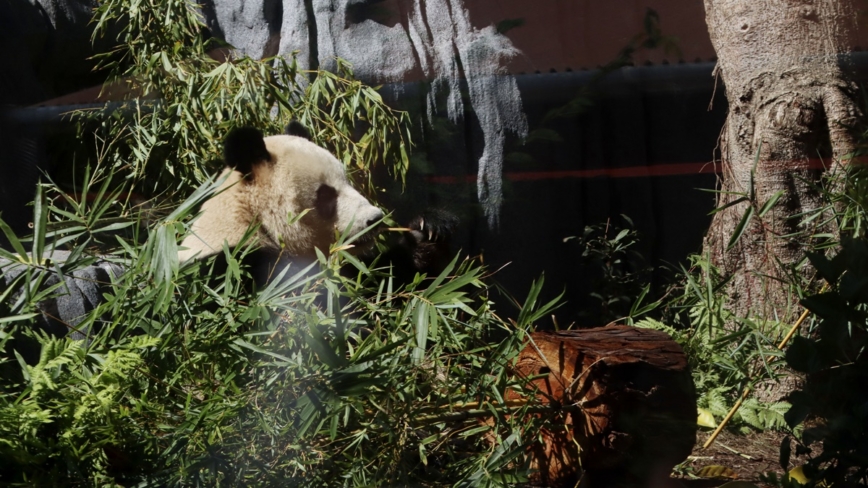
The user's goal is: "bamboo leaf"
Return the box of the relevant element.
[413,299,429,364]
[0,218,28,260]
[31,185,47,261]
[726,205,755,251]
[709,196,750,215]
[0,313,39,324]
[758,190,785,217]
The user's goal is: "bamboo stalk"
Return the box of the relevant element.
[446,399,529,410]
[702,304,814,449]
[416,402,579,425]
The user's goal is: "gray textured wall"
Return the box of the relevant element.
[1,251,124,341]
[2,0,527,227]
[201,0,527,227]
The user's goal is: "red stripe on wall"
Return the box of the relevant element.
[426,162,720,184]
[425,157,862,184]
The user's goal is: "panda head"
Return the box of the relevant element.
[178,124,384,263]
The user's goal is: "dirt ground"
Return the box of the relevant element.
[672,429,799,488]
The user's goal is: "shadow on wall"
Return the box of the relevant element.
[0,0,107,245]
[201,1,727,325]
[1,0,728,327]
[376,65,727,327]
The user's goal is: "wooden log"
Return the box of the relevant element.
[508,326,696,487]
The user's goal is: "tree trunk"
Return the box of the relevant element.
[702,0,860,320]
[509,327,696,487]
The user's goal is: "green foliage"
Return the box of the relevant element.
[759,470,807,488]
[634,253,796,433]
[780,238,868,486]
[638,152,868,478]
[566,215,652,324]
[0,174,554,486]
[738,398,791,432]
[0,0,562,483]
[85,0,411,196]
[709,145,788,251]
[806,162,868,243]
[635,317,793,434]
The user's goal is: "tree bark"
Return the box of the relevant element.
[702,0,860,319]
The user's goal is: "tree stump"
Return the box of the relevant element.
[508,326,696,487]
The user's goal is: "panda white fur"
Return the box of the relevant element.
[179,123,456,286]
[4,123,454,359]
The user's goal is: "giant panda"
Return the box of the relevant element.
[178,122,456,287]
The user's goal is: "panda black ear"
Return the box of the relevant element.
[285,120,312,140]
[224,127,270,175]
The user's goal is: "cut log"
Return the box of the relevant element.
[508,326,696,487]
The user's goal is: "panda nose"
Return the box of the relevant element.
[367,210,385,228]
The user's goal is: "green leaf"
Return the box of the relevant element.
[31,185,47,261]
[0,217,28,260]
[800,292,848,319]
[726,205,755,251]
[306,322,347,369]
[516,275,564,329]
[785,336,819,373]
[412,299,429,364]
[233,338,293,363]
[806,250,843,284]
[697,407,717,428]
[0,313,39,324]
[758,190,785,217]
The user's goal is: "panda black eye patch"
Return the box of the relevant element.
[315,184,338,219]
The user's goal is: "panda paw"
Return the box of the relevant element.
[406,209,458,245]
[403,209,458,274]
